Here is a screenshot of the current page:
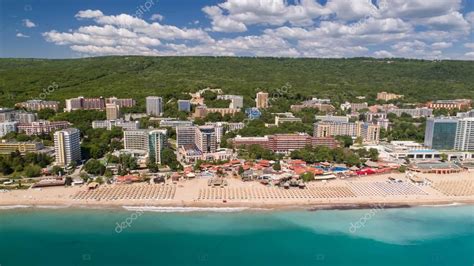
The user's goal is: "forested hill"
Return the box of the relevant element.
[0,56,473,107]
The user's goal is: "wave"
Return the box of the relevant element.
[121,206,270,213]
[0,205,31,210]
[420,202,466,207]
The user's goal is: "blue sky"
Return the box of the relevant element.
[1,0,474,59]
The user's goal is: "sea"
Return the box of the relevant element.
[0,205,473,266]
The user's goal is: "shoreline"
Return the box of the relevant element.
[1,199,472,212]
[1,171,472,212]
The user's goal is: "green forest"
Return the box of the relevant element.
[1,56,473,108]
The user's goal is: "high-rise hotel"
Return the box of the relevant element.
[146,96,163,117]
[54,128,81,167]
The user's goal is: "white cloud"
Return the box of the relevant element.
[22,19,36,28]
[41,2,474,59]
[373,50,394,58]
[464,43,474,49]
[75,9,104,19]
[16,33,30,38]
[150,13,164,21]
[431,42,452,50]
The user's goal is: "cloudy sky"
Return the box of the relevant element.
[1,0,474,59]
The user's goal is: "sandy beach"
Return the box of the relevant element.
[1,172,473,210]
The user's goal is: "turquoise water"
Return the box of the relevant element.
[0,205,473,266]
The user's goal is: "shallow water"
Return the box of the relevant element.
[0,205,473,266]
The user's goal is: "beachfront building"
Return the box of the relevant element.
[92,119,140,130]
[217,95,244,109]
[0,140,44,155]
[123,129,168,164]
[17,120,70,136]
[376,92,403,101]
[454,118,474,151]
[195,126,217,153]
[16,100,60,112]
[232,134,338,152]
[146,96,163,117]
[313,121,380,143]
[176,126,198,148]
[424,117,458,150]
[106,103,121,120]
[148,130,168,164]
[54,128,81,167]
[426,99,472,110]
[177,100,191,112]
[256,92,269,109]
[0,121,18,137]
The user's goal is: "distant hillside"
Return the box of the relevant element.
[0,56,473,108]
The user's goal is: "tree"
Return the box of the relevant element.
[440,153,448,162]
[300,171,315,182]
[37,108,56,120]
[65,176,73,186]
[24,164,42,177]
[335,135,353,148]
[147,160,159,173]
[51,166,64,176]
[84,159,106,176]
[368,148,379,161]
[238,165,244,175]
[273,160,281,171]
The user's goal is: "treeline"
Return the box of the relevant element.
[0,151,52,177]
[1,57,473,108]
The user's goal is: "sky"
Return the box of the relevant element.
[1,0,474,59]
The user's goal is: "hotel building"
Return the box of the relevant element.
[0,141,44,155]
[426,99,472,110]
[54,128,81,167]
[387,108,433,118]
[16,100,60,112]
[92,120,140,131]
[17,120,70,136]
[146,96,163,117]
[313,121,380,143]
[232,134,338,152]
[65,96,106,112]
[177,100,191,112]
[217,95,244,109]
[0,121,18,137]
[106,97,136,108]
[376,92,404,101]
[106,103,121,120]
[256,92,269,109]
[424,117,458,150]
[454,118,474,151]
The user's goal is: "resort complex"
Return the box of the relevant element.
[0,88,473,208]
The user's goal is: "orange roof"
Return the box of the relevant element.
[290,160,306,165]
[116,175,140,182]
